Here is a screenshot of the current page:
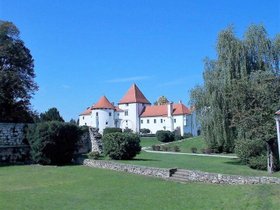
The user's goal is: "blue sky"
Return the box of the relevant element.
[1,0,279,121]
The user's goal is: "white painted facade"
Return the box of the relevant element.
[79,85,200,136]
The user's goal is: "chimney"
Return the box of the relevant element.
[167,102,173,117]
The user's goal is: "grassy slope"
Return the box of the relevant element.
[119,151,280,177]
[0,165,280,210]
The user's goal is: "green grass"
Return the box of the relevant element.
[163,136,207,153]
[140,136,161,147]
[118,151,280,178]
[0,165,280,210]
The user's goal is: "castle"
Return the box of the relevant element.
[79,84,199,136]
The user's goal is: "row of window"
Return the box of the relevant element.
[141,118,177,124]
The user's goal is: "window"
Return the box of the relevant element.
[174,119,176,123]
[141,120,143,124]
[125,110,128,116]
[126,103,129,106]
[154,119,156,123]
[83,116,84,120]
[96,112,98,117]
[160,119,163,123]
[85,123,87,126]
[106,121,108,125]
[147,119,150,124]
[109,112,112,117]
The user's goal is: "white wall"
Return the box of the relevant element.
[92,109,115,134]
[79,115,92,126]
[119,103,145,132]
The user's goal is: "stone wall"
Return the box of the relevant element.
[0,123,30,163]
[77,158,174,178]
[77,158,280,184]
[174,169,280,184]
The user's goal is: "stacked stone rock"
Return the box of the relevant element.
[0,123,30,163]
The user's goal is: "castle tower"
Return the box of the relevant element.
[118,84,150,133]
[91,96,115,134]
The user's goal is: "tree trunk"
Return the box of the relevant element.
[267,142,273,174]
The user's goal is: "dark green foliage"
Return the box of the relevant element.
[151,145,160,151]
[156,130,175,142]
[190,24,280,171]
[0,20,38,123]
[103,127,122,136]
[248,155,267,170]
[140,128,150,134]
[102,132,141,160]
[123,128,133,133]
[40,107,64,122]
[27,121,80,165]
[88,151,100,160]
[191,147,197,153]
[235,139,266,164]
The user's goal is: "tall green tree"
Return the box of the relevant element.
[0,20,38,122]
[191,25,280,171]
[40,108,64,122]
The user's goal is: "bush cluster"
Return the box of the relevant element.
[103,127,122,135]
[102,132,141,160]
[151,144,180,152]
[88,151,100,160]
[183,133,193,139]
[27,121,80,165]
[156,130,175,142]
[140,128,150,134]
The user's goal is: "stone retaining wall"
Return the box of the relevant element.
[77,158,174,178]
[176,169,280,184]
[0,123,30,163]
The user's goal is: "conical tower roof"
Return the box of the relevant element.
[92,96,115,109]
[119,84,150,104]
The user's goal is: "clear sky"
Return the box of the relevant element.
[1,0,279,121]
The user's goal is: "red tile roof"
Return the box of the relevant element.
[276,110,280,115]
[79,107,92,116]
[119,84,150,104]
[92,96,115,109]
[141,103,191,117]
[115,106,124,112]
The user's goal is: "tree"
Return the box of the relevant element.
[190,25,280,172]
[102,132,141,160]
[40,107,64,122]
[27,121,80,165]
[154,96,169,105]
[0,20,38,122]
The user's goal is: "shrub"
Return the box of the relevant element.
[123,128,133,133]
[27,121,80,165]
[172,145,180,152]
[103,127,122,135]
[156,130,175,142]
[160,145,169,151]
[151,145,160,151]
[248,155,267,170]
[235,139,266,164]
[88,151,100,160]
[183,133,193,139]
[102,132,141,160]
[203,148,213,154]
[191,147,197,153]
[174,132,183,141]
[140,128,150,134]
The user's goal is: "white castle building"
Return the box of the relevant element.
[79,84,200,136]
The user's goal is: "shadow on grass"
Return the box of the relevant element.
[223,159,243,166]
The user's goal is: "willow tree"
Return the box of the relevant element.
[191,24,280,168]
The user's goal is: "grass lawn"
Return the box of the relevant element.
[140,136,161,147]
[118,151,280,178]
[1,165,280,210]
[164,136,207,153]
